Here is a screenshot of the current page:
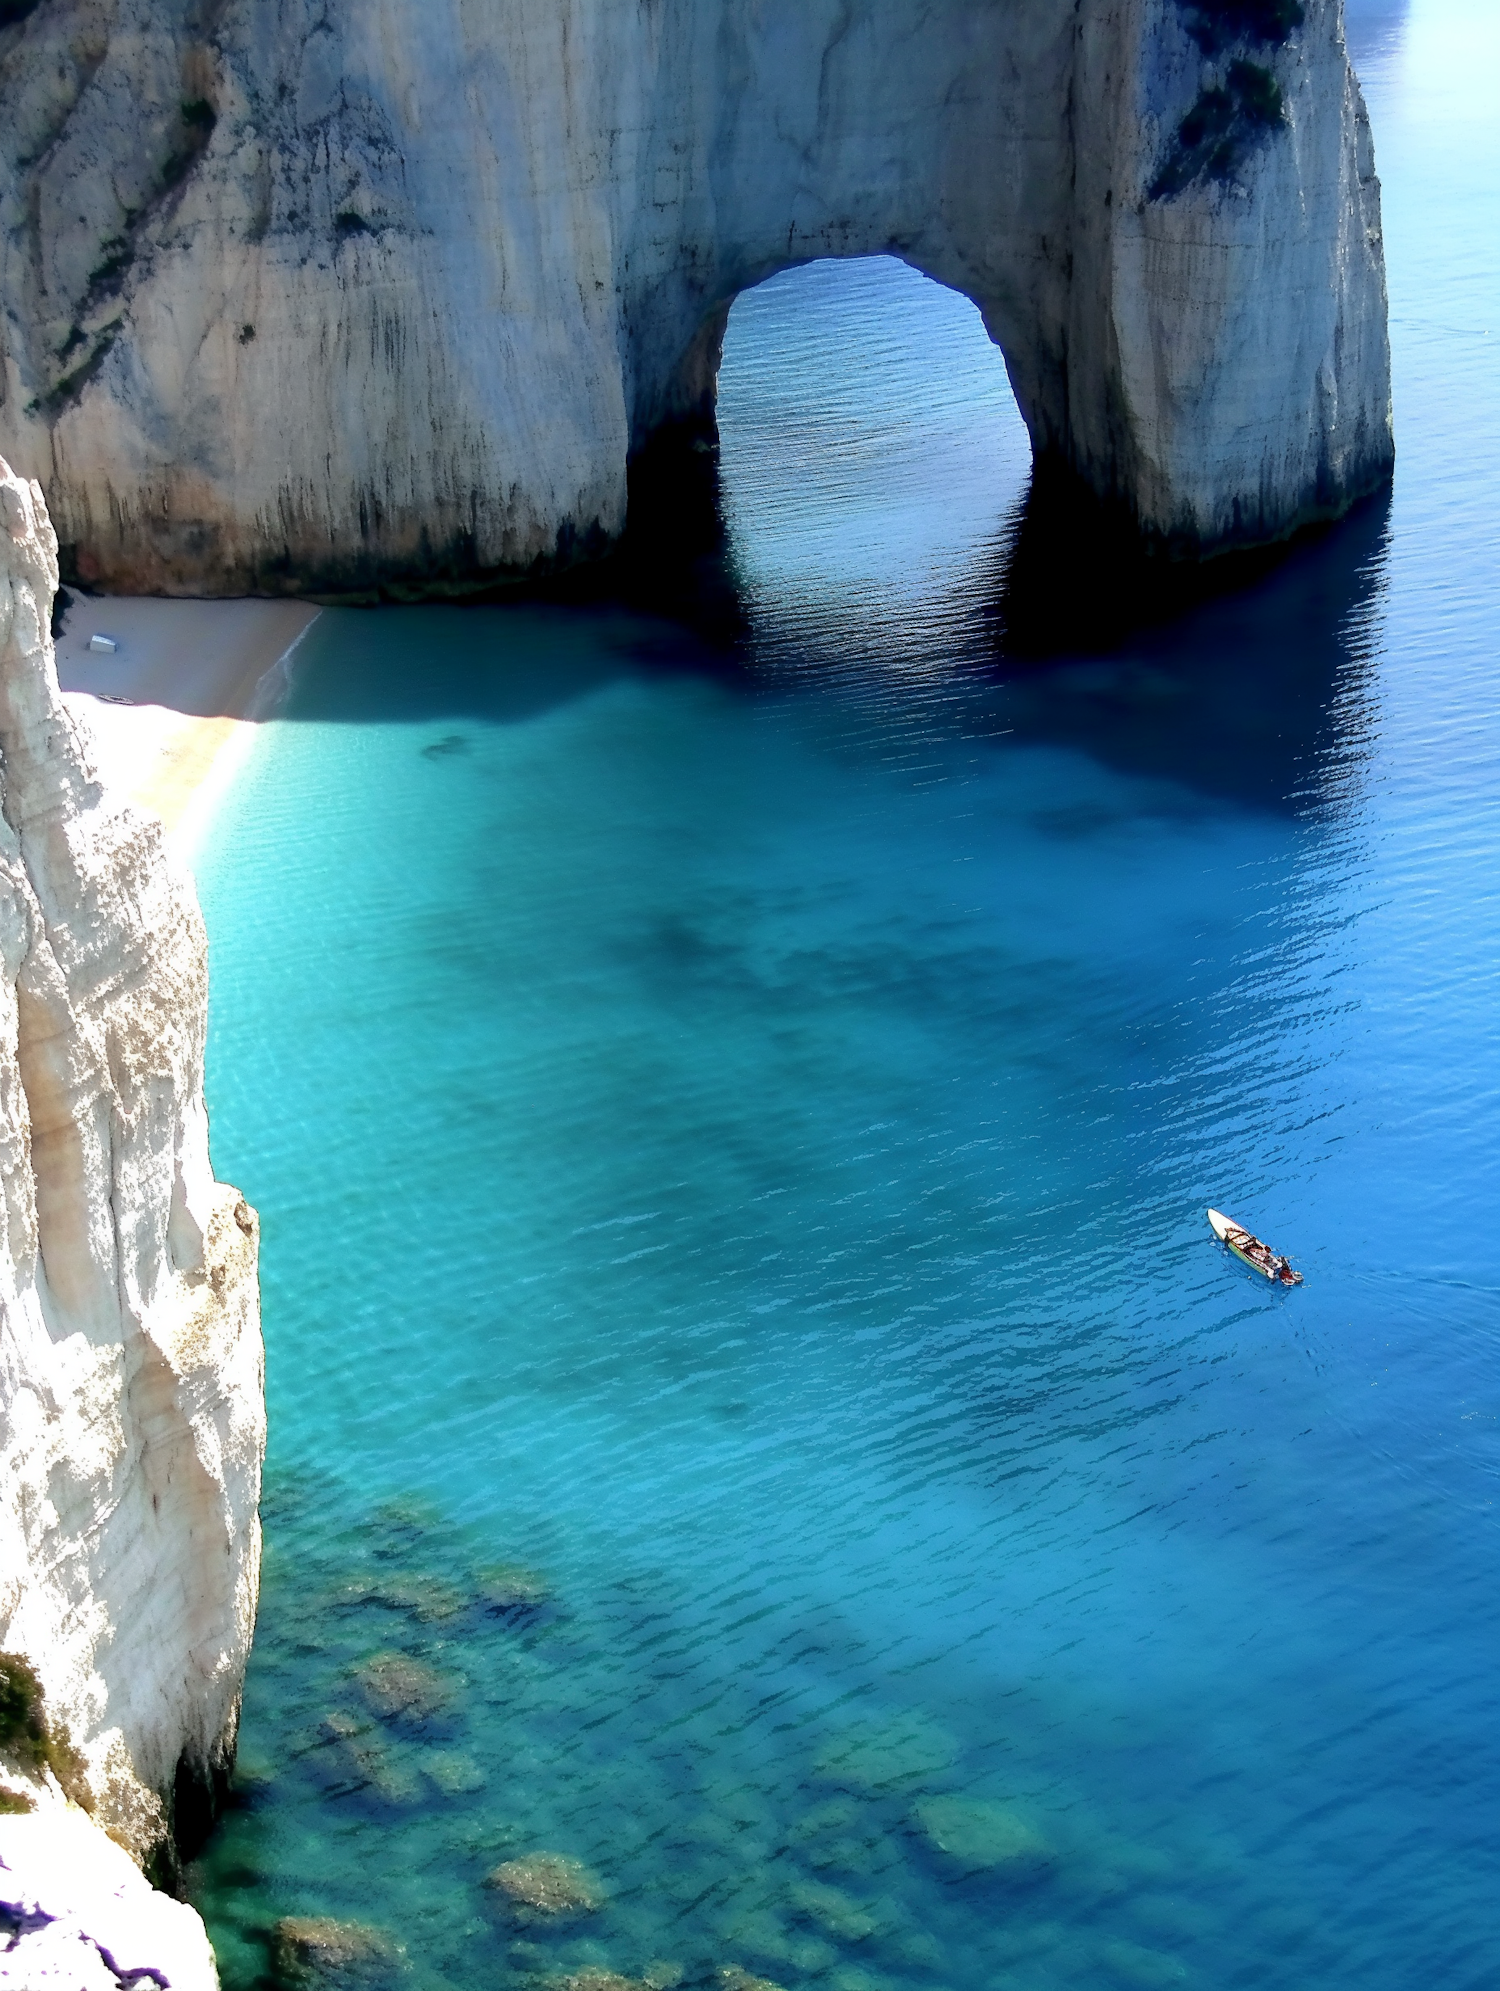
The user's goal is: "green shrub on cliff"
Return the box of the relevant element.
[1150,59,1286,199]
[0,1651,91,1806]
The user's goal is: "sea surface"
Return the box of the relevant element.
[189,3,1499,1985]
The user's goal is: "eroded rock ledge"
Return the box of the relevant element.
[0,457,262,1953]
[0,0,1390,596]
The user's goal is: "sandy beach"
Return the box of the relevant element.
[54,594,320,854]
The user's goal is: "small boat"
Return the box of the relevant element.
[1207,1207,1303,1286]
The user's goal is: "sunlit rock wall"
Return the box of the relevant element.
[0,0,1390,591]
[0,457,263,1871]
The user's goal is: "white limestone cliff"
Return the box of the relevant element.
[0,0,1389,596]
[0,456,262,1955]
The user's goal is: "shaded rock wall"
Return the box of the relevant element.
[0,0,1391,592]
[0,457,263,1872]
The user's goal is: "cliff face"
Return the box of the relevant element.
[0,458,263,1876]
[0,0,1389,594]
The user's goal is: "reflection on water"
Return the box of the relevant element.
[188,7,1498,1990]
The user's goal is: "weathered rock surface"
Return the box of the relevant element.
[542,1963,685,1990]
[913,1795,1056,1874]
[271,1913,407,1987]
[0,0,1389,594]
[547,1974,650,1991]
[0,458,263,1881]
[0,1801,220,1989]
[475,1562,551,1616]
[487,1850,605,1922]
[353,1653,454,1725]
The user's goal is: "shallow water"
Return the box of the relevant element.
[190,3,1500,1986]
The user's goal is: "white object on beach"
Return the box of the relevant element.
[87,633,118,653]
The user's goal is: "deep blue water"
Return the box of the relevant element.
[189,4,1500,1987]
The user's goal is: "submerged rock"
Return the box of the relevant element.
[477,1563,553,1616]
[548,1970,683,1991]
[271,1915,406,1986]
[507,1939,552,1972]
[913,1796,1056,1876]
[370,1497,443,1549]
[787,1877,880,1943]
[890,1929,945,1972]
[354,1653,455,1723]
[351,1752,423,1806]
[786,1798,894,1881]
[547,1973,640,1991]
[362,1575,467,1622]
[715,1906,792,1965]
[790,1798,862,1841]
[718,1970,787,1991]
[487,1851,605,1922]
[422,1749,486,1796]
[320,1714,424,1807]
[1098,1937,1191,1988]
[718,1905,837,1980]
[825,1970,900,1991]
[814,1713,958,1794]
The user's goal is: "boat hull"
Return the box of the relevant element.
[1206,1207,1302,1285]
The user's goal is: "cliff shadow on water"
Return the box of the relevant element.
[597,247,1395,815]
[277,462,1390,829]
[229,238,1392,820]
[972,482,1392,812]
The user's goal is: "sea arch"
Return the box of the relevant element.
[0,0,1390,594]
[620,0,1390,563]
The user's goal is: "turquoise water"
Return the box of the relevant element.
[188,3,1500,1986]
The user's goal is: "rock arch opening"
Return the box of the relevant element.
[699,256,1030,659]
